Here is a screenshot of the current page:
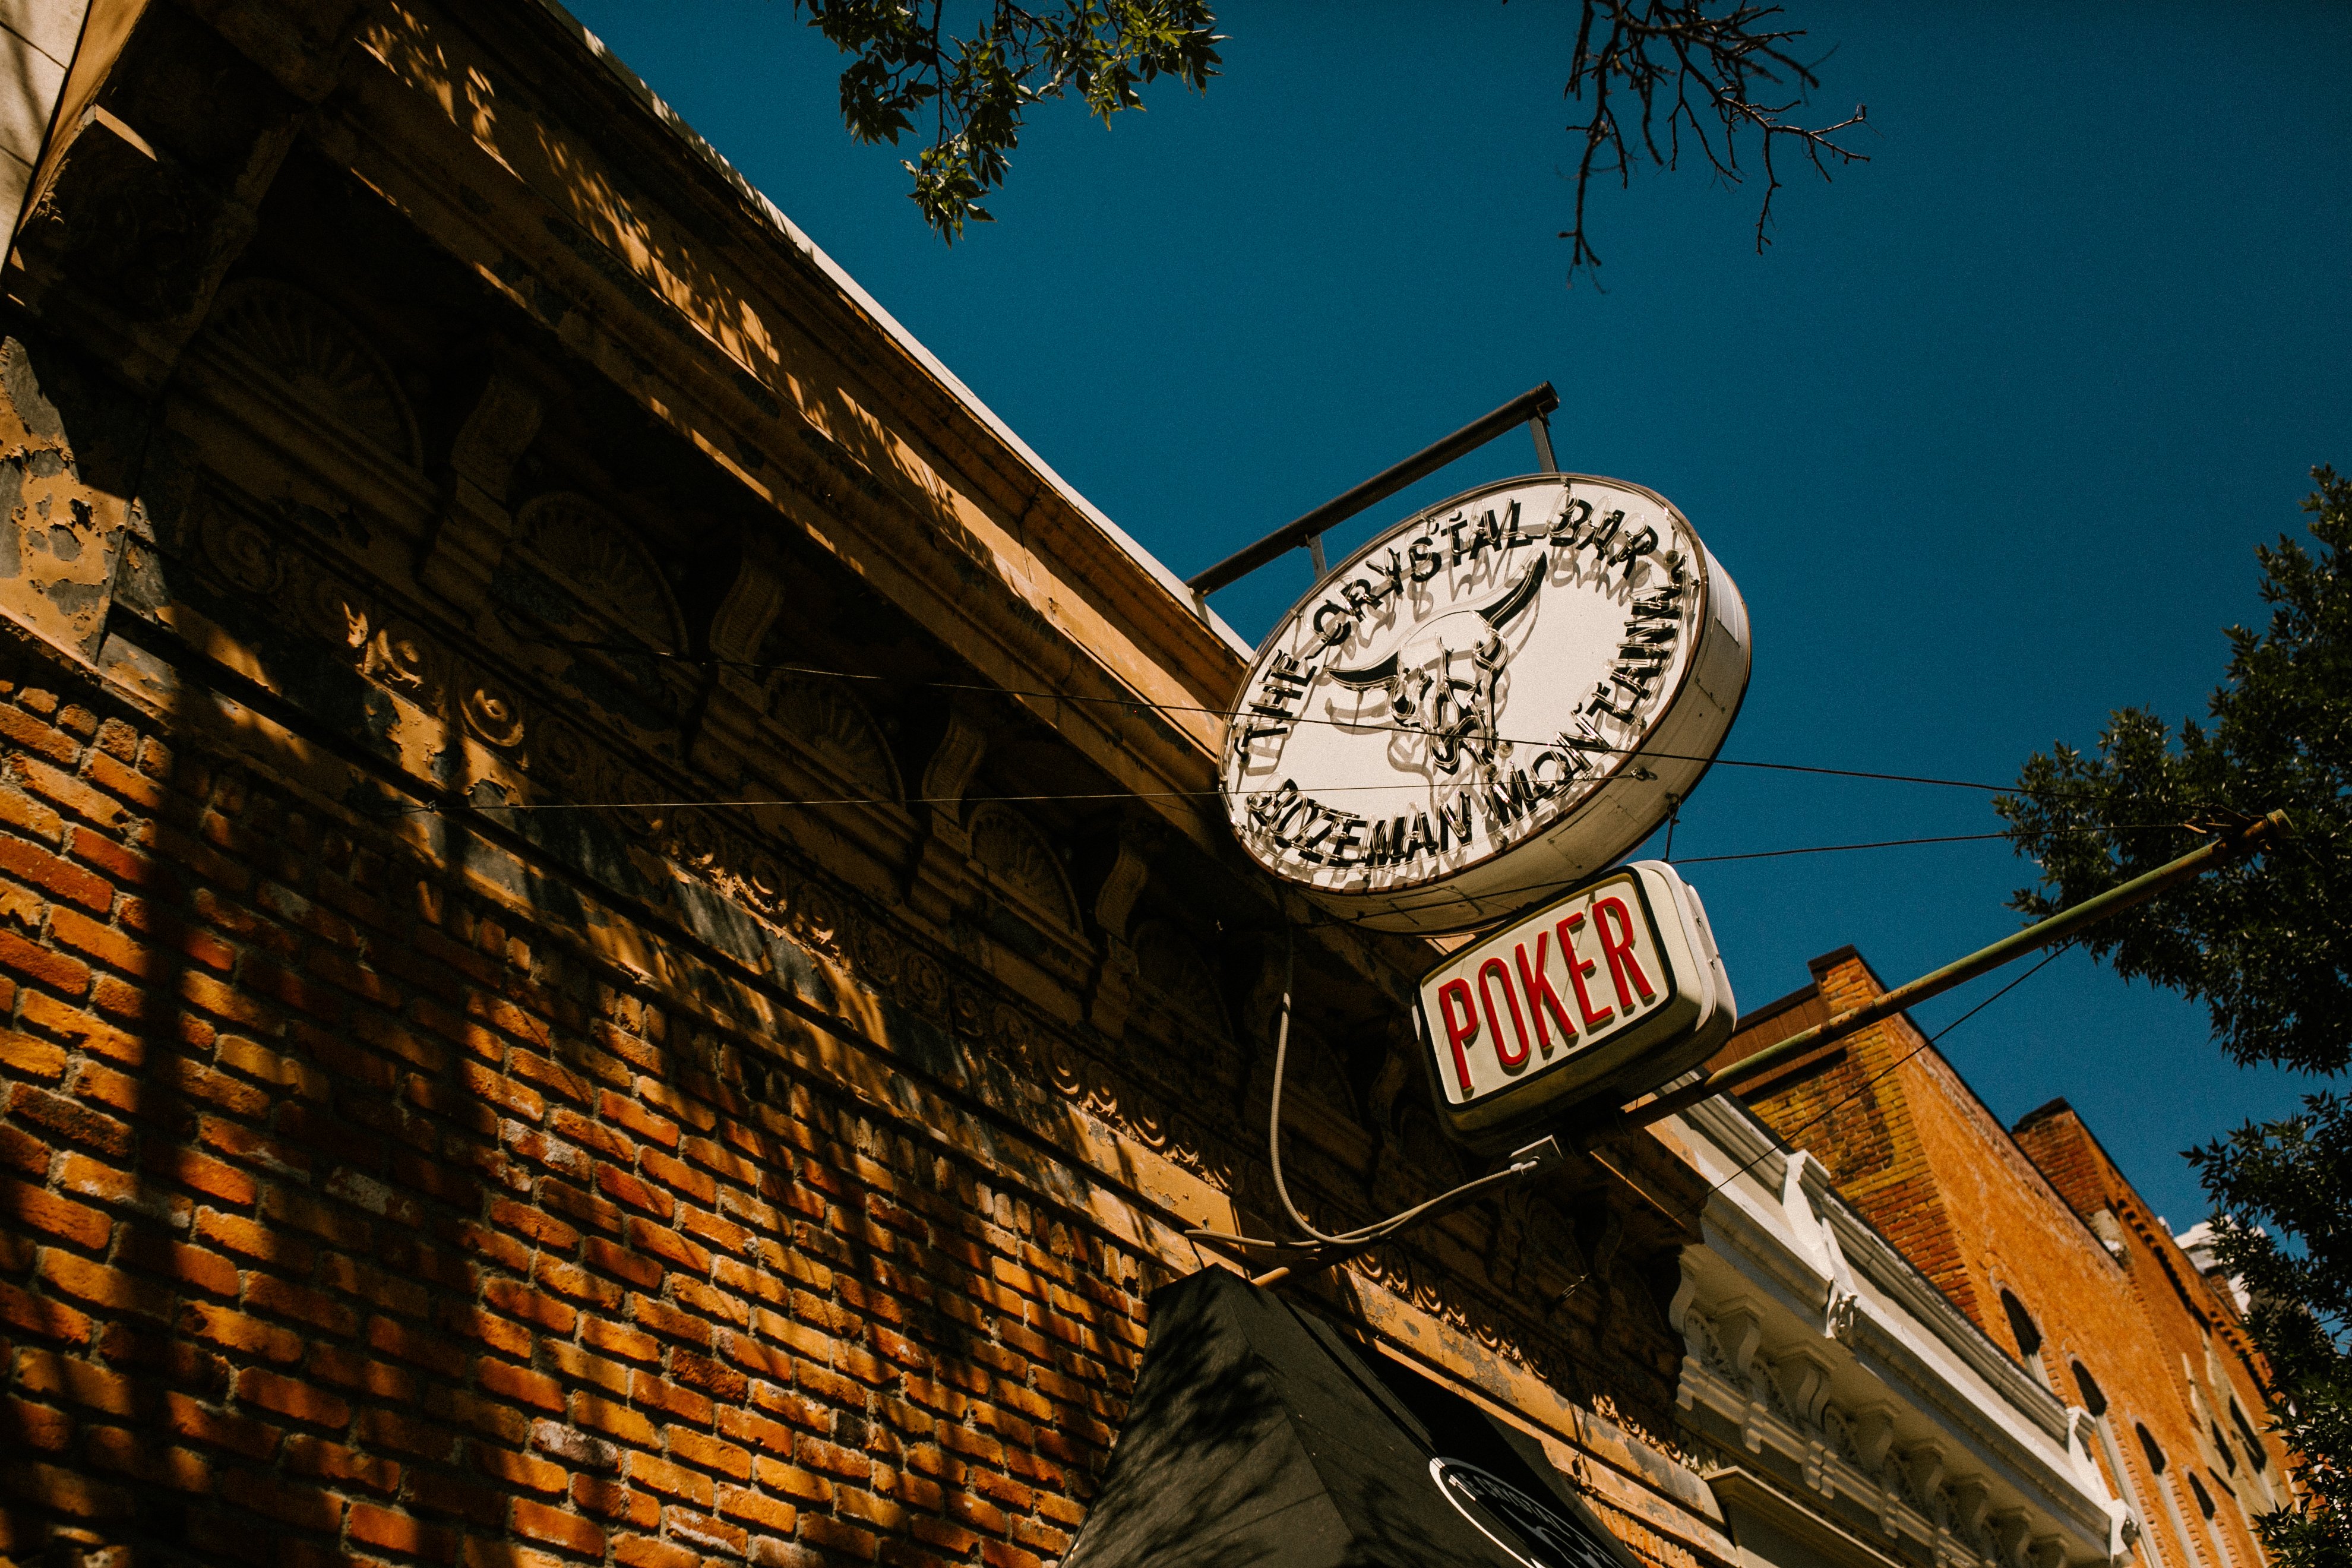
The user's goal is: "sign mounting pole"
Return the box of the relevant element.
[1190,383,1562,599]
[1232,810,2287,1291]
[1600,810,2291,1137]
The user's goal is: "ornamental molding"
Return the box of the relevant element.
[762,675,906,810]
[1679,1294,2042,1568]
[198,278,421,464]
[179,281,438,539]
[511,491,690,655]
[1668,1103,2128,1568]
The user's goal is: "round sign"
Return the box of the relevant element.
[1219,474,1749,933]
[1431,1458,1626,1568]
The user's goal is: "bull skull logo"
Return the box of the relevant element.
[1327,559,1544,778]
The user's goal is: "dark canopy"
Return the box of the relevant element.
[1062,1267,1642,1568]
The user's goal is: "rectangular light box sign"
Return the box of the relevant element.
[1417,861,1737,1147]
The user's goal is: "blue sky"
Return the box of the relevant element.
[564,1,2352,1229]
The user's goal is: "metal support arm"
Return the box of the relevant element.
[1187,382,1562,598]
[1609,810,2291,1136]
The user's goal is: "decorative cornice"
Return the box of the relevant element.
[1668,1099,2127,1566]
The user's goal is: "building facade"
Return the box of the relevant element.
[1716,950,2296,1568]
[0,3,2287,1567]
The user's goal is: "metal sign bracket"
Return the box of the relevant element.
[1189,382,1563,600]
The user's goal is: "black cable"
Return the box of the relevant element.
[392,789,2206,941]
[1348,822,2199,925]
[521,634,2122,803]
[1551,941,2076,1309]
[1674,831,2012,864]
[1190,922,1542,1256]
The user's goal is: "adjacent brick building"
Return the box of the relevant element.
[0,2,2289,1567]
[1718,950,2296,1568]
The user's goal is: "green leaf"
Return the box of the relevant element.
[796,0,1222,242]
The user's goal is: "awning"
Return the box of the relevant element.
[1062,1267,1642,1568]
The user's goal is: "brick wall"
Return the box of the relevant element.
[1721,951,1980,1322]
[0,654,1152,1568]
[2010,1103,2297,1567]
[1734,950,2296,1568]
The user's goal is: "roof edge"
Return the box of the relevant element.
[520,0,1256,666]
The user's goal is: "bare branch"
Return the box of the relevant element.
[798,1,1857,267]
[1553,1,1868,284]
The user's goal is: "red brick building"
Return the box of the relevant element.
[1716,950,2295,1568]
[0,2,2289,1566]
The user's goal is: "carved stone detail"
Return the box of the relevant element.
[201,280,419,461]
[1092,823,1152,944]
[187,493,546,770]
[767,679,903,807]
[687,529,798,780]
[203,506,284,594]
[1678,1298,2016,1567]
[513,492,687,652]
[423,359,544,609]
[1131,919,1225,1035]
[968,802,1079,935]
[449,361,544,501]
[1083,820,1153,1038]
[905,697,988,925]
[459,682,528,750]
[708,532,791,665]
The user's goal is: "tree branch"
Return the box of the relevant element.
[1555,0,1867,283]
[796,0,1222,242]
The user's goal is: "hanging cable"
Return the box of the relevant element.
[1212,930,2081,1279]
[1264,924,1346,1245]
[1187,919,1547,1259]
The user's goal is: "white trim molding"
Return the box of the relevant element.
[1665,1099,2131,1568]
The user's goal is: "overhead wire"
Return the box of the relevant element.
[1673,830,2016,864]
[381,781,2206,917]
[516,634,2126,803]
[1296,820,2204,927]
[497,647,2163,1278]
[486,633,2263,890]
[1548,941,2076,1306]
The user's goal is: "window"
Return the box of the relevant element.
[2000,1289,2043,1360]
[2138,1424,2167,1475]
[2187,1472,2217,1520]
[2211,1422,2237,1473]
[2071,1361,2108,1418]
[2228,1398,2268,1472]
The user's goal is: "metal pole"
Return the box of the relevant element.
[1187,383,1562,597]
[1610,810,2289,1135]
[1241,811,2285,1293]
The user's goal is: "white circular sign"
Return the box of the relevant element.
[1219,474,1749,933]
[1431,1458,1625,1568]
